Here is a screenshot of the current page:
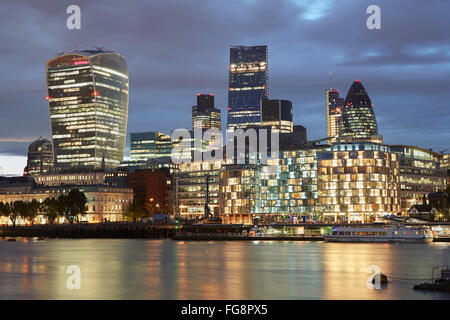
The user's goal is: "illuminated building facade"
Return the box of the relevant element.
[318,142,401,223]
[325,89,344,144]
[260,99,293,133]
[35,171,106,186]
[171,130,209,163]
[441,154,450,186]
[46,49,129,170]
[339,80,379,142]
[130,131,172,162]
[24,137,54,176]
[174,160,222,219]
[256,149,321,218]
[227,45,268,130]
[192,94,221,131]
[219,164,259,224]
[390,145,446,213]
[0,185,133,225]
[219,149,323,224]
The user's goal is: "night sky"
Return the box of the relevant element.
[0,0,449,174]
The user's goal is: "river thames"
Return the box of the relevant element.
[0,238,449,300]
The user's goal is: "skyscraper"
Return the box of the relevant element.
[227,45,268,130]
[46,48,129,170]
[192,94,221,131]
[24,137,54,176]
[325,89,344,144]
[260,99,293,133]
[339,80,379,142]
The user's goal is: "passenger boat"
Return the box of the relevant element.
[324,224,433,243]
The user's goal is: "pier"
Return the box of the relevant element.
[1,221,449,241]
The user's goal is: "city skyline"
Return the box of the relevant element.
[1,0,450,174]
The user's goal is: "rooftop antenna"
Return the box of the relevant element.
[329,72,333,90]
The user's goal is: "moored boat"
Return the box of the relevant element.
[324,224,433,243]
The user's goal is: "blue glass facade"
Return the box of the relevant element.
[227,45,268,130]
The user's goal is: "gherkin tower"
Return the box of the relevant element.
[339,80,378,141]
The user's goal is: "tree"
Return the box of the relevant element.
[0,202,12,225]
[67,189,87,223]
[57,194,70,223]
[59,189,87,224]
[11,201,27,227]
[124,198,147,222]
[23,199,40,226]
[42,197,60,224]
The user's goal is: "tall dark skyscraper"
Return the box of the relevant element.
[260,99,293,133]
[192,94,221,131]
[326,89,344,144]
[227,45,268,130]
[339,80,379,141]
[46,48,129,170]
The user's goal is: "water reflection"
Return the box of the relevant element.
[0,238,449,299]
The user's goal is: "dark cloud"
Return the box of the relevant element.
[0,0,449,173]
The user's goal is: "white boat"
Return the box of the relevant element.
[324,224,433,243]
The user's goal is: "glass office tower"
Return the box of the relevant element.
[227,45,268,130]
[326,89,344,144]
[46,49,129,170]
[192,94,221,131]
[260,99,293,133]
[130,131,172,162]
[339,80,378,141]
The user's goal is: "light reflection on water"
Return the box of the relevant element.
[0,238,449,300]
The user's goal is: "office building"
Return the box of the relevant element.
[260,99,293,133]
[326,89,344,144]
[46,48,129,170]
[317,142,401,223]
[174,160,222,219]
[441,154,450,186]
[279,125,308,150]
[339,80,379,142]
[390,145,447,213]
[219,148,324,224]
[192,94,221,131]
[24,137,54,176]
[130,131,172,162]
[127,168,173,213]
[227,45,268,130]
[0,182,133,225]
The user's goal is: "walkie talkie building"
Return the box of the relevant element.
[46,49,129,170]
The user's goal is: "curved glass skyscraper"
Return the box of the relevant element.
[46,49,129,170]
[339,80,378,141]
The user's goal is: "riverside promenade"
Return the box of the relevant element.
[0,222,176,239]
